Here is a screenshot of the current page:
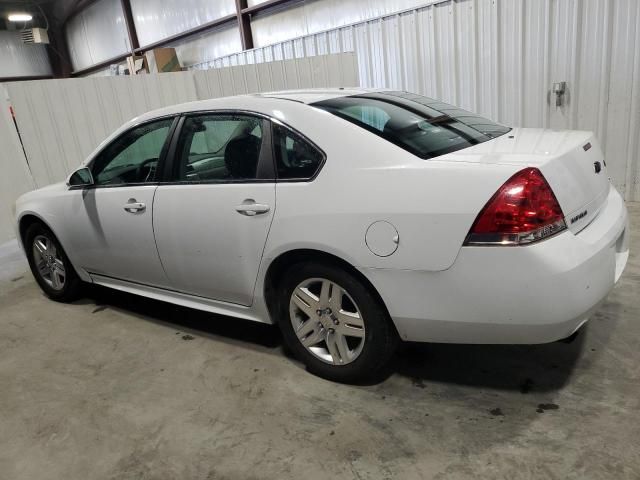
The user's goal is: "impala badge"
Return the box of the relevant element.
[594,161,602,174]
[571,210,588,224]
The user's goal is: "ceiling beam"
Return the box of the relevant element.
[235,0,254,50]
[120,0,139,52]
[71,53,129,76]
[0,75,53,83]
[241,0,295,16]
[46,27,73,78]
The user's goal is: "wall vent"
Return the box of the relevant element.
[20,28,49,45]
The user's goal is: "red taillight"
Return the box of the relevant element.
[464,167,566,246]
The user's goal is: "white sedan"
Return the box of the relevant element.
[14,89,629,382]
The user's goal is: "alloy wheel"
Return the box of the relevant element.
[289,278,365,365]
[32,234,66,291]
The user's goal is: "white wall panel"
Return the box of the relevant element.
[4,73,199,189]
[65,0,131,71]
[603,0,640,202]
[130,0,236,47]
[210,0,640,201]
[193,51,354,92]
[0,31,52,78]
[0,87,35,242]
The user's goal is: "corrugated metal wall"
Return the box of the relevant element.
[205,0,640,201]
[69,0,439,71]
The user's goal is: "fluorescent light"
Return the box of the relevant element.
[8,13,33,22]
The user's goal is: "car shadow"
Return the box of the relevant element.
[79,284,282,350]
[388,332,585,393]
[78,284,585,392]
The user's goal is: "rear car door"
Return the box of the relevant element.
[65,117,176,287]
[152,113,276,305]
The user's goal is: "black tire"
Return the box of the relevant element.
[24,222,83,302]
[277,261,398,383]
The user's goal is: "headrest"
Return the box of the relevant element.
[224,135,262,179]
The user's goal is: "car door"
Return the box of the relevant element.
[152,113,276,305]
[64,117,176,288]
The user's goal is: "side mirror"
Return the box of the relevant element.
[68,167,94,187]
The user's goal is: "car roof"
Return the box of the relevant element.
[130,88,385,127]
[254,88,381,104]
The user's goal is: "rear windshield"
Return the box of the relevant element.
[312,91,510,159]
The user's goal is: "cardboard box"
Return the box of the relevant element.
[126,55,148,75]
[146,48,182,73]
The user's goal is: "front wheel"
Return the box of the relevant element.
[25,222,83,302]
[278,262,398,383]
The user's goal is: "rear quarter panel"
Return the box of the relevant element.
[263,106,521,272]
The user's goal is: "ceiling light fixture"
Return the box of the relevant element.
[8,13,33,22]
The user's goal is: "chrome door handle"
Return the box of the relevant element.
[123,199,146,213]
[235,202,270,216]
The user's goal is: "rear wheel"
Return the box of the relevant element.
[25,223,82,302]
[277,262,398,383]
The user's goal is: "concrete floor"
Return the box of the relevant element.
[1,205,639,480]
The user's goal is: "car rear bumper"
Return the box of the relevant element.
[361,185,629,344]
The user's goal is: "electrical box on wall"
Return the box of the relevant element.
[20,28,49,45]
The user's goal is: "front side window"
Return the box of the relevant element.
[91,118,173,186]
[174,115,264,182]
[312,91,510,159]
[273,124,324,180]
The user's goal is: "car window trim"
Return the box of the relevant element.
[161,115,184,183]
[69,114,180,190]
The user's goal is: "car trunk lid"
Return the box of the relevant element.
[442,128,611,234]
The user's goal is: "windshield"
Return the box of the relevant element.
[312,91,510,159]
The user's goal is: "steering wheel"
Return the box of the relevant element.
[136,158,158,182]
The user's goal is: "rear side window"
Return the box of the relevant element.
[273,124,324,180]
[312,91,510,159]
